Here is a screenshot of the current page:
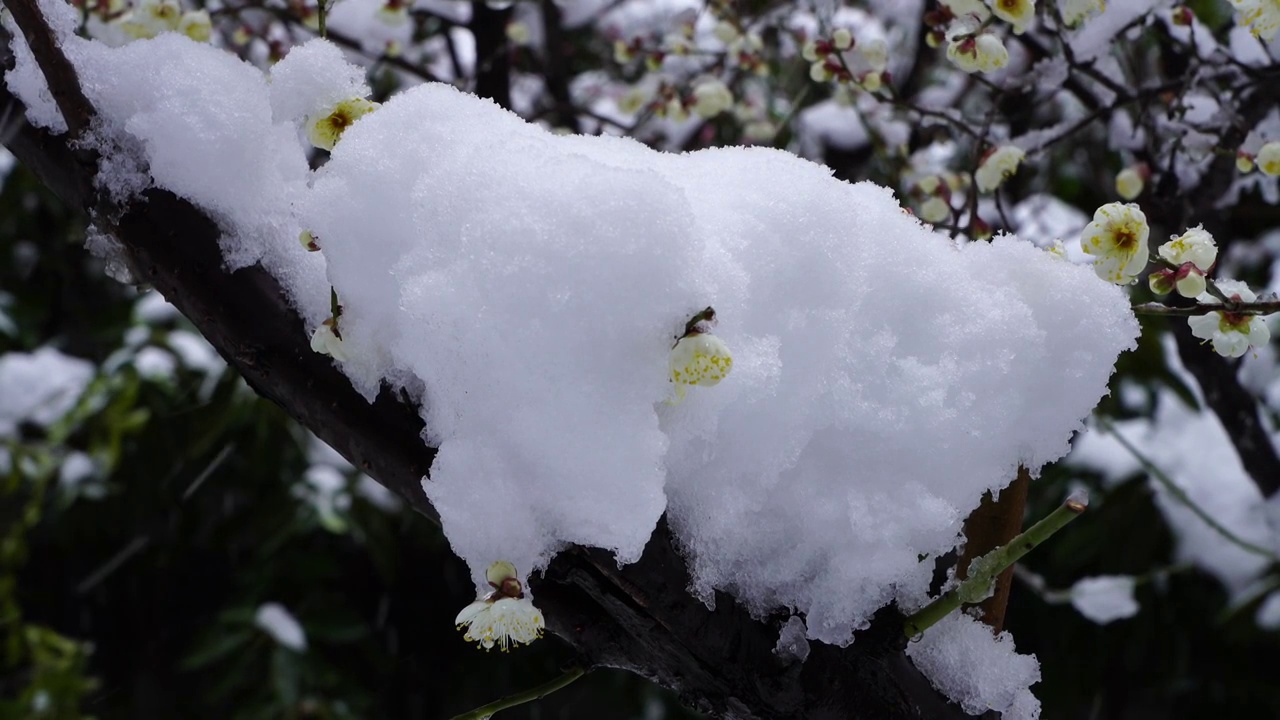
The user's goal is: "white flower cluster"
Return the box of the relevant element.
[932,0,1039,74]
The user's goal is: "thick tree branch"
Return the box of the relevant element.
[0,11,967,718]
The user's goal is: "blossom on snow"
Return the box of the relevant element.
[1258,141,1280,176]
[975,145,1025,193]
[455,561,545,651]
[299,230,321,252]
[988,0,1036,33]
[1080,202,1149,284]
[310,318,347,361]
[1060,0,1106,27]
[306,98,380,151]
[1187,280,1271,358]
[670,333,733,388]
[691,79,734,118]
[946,31,1009,74]
[1230,0,1280,40]
[1115,165,1145,200]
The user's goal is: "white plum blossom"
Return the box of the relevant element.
[1158,225,1217,272]
[306,98,379,151]
[310,319,348,361]
[177,10,212,43]
[976,145,1025,193]
[455,561,545,651]
[456,597,545,651]
[1187,280,1272,358]
[299,230,321,252]
[1237,151,1256,173]
[1150,225,1216,299]
[1230,0,1280,40]
[1069,576,1139,625]
[1115,166,1144,200]
[1258,141,1280,176]
[691,79,734,119]
[120,0,181,39]
[988,0,1035,33]
[1080,202,1149,284]
[945,0,992,21]
[920,196,951,224]
[860,38,889,72]
[670,333,733,388]
[1060,0,1106,26]
[946,32,1009,74]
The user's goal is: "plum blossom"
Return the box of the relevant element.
[1080,203,1149,284]
[455,561,545,651]
[310,319,347,361]
[670,333,733,389]
[177,10,212,43]
[1158,225,1217,272]
[946,31,1009,74]
[988,0,1035,33]
[1187,280,1272,358]
[691,79,734,119]
[945,0,992,21]
[1115,166,1144,200]
[1258,141,1280,176]
[306,98,379,151]
[976,145,1025,192]
[1230,0,1280,40]
[919,196,951,224]
[120,0,181,39]
[1060,0,1105,26]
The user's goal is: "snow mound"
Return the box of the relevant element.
[907,611,1042,719]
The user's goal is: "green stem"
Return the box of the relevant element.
[317,0,327,37]
[449,666,587,720]
[1096,418,1278,560]
[903,497,1087,638]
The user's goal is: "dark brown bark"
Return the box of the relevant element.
[956,468,1030,634]
[0,9,967,718]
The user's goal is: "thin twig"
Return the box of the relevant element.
[449,666,586,720]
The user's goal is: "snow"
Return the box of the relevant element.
[254,602,308,651]
[774,615,811,663]
[1258,591,1280,629]
[1069,575,1139,624]
[1065,337,1280,597]
[6,18,1144,705]
[0,347,95,435]
[906,611,1041,720]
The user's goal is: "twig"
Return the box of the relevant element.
[903,497,1087,638]
[1095,417,1278,559]
[1131,299,1280,317]
[449,666,586,720]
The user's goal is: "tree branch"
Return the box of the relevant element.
[0,12,969,719]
